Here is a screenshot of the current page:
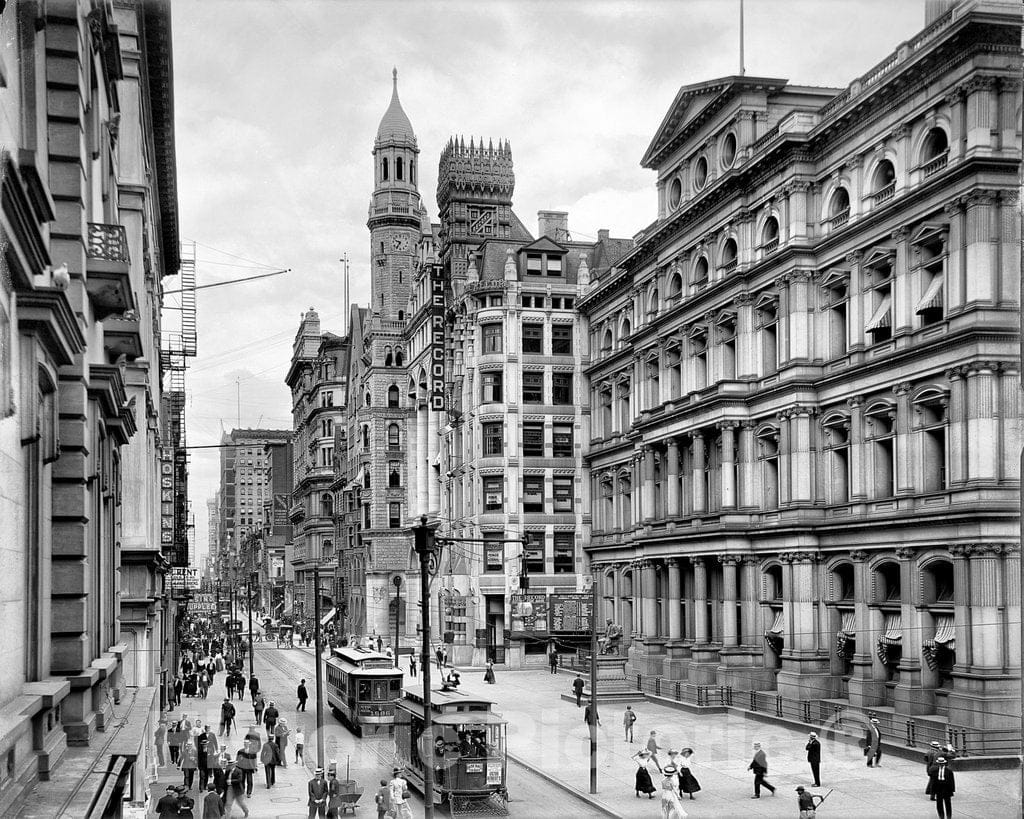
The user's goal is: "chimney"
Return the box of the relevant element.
[597,229,610,241]
[538,210,570,242]
[924,0,956,24]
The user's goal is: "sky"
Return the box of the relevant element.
[168,0,927,562]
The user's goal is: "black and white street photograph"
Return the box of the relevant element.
[0,0,1021,816]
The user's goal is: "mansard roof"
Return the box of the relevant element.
[641,75,788,169]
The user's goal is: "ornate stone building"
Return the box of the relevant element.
[580,0,1021,742]
[1,0,181,812]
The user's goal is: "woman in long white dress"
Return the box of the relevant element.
[660,764,687,819]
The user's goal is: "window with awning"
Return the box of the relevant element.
[876,611,901,664]
[835,610,856,658]
[866,294,892,332]
[764,608,784,654]
[915,275,944,316]
[922,613,955,670]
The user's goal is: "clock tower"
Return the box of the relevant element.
[368,68,425,320]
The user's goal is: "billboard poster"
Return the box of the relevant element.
[550,593,594,633]
[509,593,549,638]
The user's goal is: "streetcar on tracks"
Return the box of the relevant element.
[325,646,404,735]
[394,686,509,815]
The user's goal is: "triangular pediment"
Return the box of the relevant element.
[642,75,788,169]
[520,236,567,254]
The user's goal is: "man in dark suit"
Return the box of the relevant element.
[805,732,821,787]
[748,742,775,798]
[572,674,585,707]
[924,741,942,800]
[196,724,218,790]
[308,767,330,818]
[928,757,956,819]
[864,718,883,767]
[202,783,225,818]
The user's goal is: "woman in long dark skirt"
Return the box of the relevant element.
[483,661,496,684]
[632,749,657,798]
[677,748,701,799]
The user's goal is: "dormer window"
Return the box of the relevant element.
[525,253,563,276]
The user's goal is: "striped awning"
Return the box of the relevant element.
[876,612,901,664]
[915,276,943,314]
[764,609,784,653]
[922,614,956,670]
[866,294,892,331]
[767,609,785,635]
[836,610,857,658]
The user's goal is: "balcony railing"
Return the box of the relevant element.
[85,222,133,319]
[87,222,130,263]
[870,183,896,205]
[826,209,850,229]
[761,238,779,255]
[921,152,948,178]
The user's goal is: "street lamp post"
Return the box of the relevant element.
[413,518,440,819]
[392,576,402,668]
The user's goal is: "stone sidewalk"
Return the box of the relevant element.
[444,664,1020,818]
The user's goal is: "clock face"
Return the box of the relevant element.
[392,233,411,252]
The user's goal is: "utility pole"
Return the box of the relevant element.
[392,576,402,668]
[313,563,325,766]
[413,518,438,819]
[247,572,254,679]
[589,573,599,794]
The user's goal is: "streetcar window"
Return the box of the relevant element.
[358,681,371,701]
[372,681,389,701]
[389,679,401,695]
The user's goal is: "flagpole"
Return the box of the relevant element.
[740,0,745,76]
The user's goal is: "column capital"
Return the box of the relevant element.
[846,394,865,410]
[719,554,744,566]
[845,250,863,265]
[974,543,1008,557]
[891,226,910,243]
[946,365,968,382]
[690,556,705,569]
[848,550,870,562]
[716,419,741,431]
[949,543,974,558]
[895,547,916,560]
[734,292,754,307]
[892,382,912,397]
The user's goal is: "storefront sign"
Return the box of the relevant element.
[509,593,549,638]
[169,567,200,591]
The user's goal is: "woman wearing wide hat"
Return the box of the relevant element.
[631,749,657,798]
[677,748,701,799]
[659,765,687,818]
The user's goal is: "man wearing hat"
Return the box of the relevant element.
[203,782,226,819]
[155,784,181,819]
[863,718,883,767]
[747,742,775,798]
[928,756,956,819]
[805,732,821,787]
[796,786,824,818]
[308,767,330,818]
[388,766,414,819]
[924,741,942,800]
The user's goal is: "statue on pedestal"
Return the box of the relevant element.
[597,618,623,655]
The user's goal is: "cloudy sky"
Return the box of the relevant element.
[169,0,926,560]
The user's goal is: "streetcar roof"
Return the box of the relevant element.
[331,646,393,663]
[432,712,507,726]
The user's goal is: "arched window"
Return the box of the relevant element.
[831,563,855,601]
[363,468,371,489]
[387,423,401,449]
[395,350,404,366]
[601,328,613,352]
[384,347,393,367]
[620,318,631,344]
[760,217,780,252]
[648,288,659,315]
[720,238,738,272]
[667,272,683,301]
[397,310,404,321]
[388,462,401,488]
[387,385,400,408]
[871,159,896,202]
[921,128,949,176]
[410,160,415,185]
[692,257,709,288]
[396,156,404,181]
[382,157,389,181]
[321,493,333,518]
[362,426,370,448]
[828,187,850,227]
[764,565,784,601]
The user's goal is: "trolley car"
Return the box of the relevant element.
[325,647,404,735]
[394,686,509,815]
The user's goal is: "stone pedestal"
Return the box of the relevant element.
[661,641,692,679]
[686,644,721,685]
[894,663,935,715]
[776,653,835,700]
[560,655,644,704]
[717,647,777,692]
[631,637,667,676]
[846,656,887,708]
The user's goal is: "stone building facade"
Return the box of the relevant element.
[580,0,1021,741]
[0,0,181,813]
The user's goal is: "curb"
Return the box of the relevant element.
[506,752,621,818]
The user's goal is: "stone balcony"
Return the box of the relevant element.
[85,222,134,320]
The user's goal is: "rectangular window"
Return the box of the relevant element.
[483,532,504,572]
[522,323,544,353]
[552,424,574,457]
[553,476,574,512]
[553,532,574,573]
[525,536,545,574]
[523,372,544,403]
[562,297,574,309]
[526,254,543,275]
[482,422,504,456]
[552,372,572,404]
[483,476,504,511]
[551,325,572,354]
[522,423,544,456]
[487,295,504,307]
[546,255,563,276]
[481,371,503,403]
[482,323,503,353]
[521,294,545,309]
[388,502,401,529]
[523,476,544,512]
[362,504,371,529]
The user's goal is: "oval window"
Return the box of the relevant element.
[668,178,682,209]
[721,132,737,168]
[694,156,709,190]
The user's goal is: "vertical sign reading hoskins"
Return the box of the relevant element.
[430,262,446,411]
[160,446,174,553]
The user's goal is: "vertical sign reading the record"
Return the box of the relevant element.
[430,263,445,411]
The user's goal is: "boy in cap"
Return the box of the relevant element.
[796,786,823,818]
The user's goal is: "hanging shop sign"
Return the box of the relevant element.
[429,262,446,411]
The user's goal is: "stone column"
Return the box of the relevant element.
[965,191,997,304]
[894,546,930,714]
[659,563,671,638]
[788,408,814,505]
[775,274,791,367]
[721,555,741,648]
[740,557,760,648]
[966,362,998,483]
[691,432,707,514]
[665,438,681,517]
[1004,544,1022,674]
[787,268,814,362]
[777,411,792,506]
[945,87,965,161]
[667,559,682,640]
[719,423,737,510]
[946,367,967,485]
[963,75,997,152]
[427,407,440,512]
[846,550,883,707]
[999,367,1020,482]
[893,382,913,495]
[632,454,643,529]
[416,402,429,514]
[846,251,865,352]
[738,422,756,509]
[735,293,757,379]
[407,403,419,517]
[847,396,866,501]
[641,446,656,523]
[968,544,1005,670]
[693,558,708,644]
[788,181,810,243]
[640,561,657,638]
[951,544,973,671]
[943,199,967,313]
[891,227,912,336]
